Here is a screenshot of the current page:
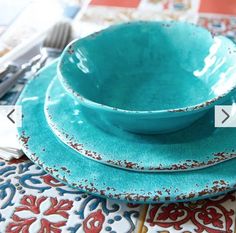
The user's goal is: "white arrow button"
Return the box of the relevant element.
[215,105,236,127]
[0,105,22,127]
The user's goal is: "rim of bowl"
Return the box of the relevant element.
[58,21,236,115]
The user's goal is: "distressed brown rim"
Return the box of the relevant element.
[58,21,236,115]
[45,105,236,172]
[19,132,236,203]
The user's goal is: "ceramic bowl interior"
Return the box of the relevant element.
[59,21,236,112]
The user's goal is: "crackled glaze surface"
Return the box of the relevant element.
[45,76,236,172]
[17,61,236,203]
[58,21,236,134]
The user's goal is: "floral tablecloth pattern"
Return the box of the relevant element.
[0,157,141,233]
[0,157,235,233]
[0,0,236,232]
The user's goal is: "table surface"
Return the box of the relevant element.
[0,0,236,232]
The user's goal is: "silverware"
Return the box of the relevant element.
[0,21,72,160]
[0,64,18,81]
[0,55,41,98]
[0,21,72,99]
[32,21,72,73]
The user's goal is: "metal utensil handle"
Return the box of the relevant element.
[0,54,41,99]
[0,64,18,81]
[31,54,48,75]
[0,68,27,98]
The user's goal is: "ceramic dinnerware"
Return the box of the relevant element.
[58,21,236,134]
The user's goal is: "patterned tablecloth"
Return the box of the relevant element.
[0,0,236,232]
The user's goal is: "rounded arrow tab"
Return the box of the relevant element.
[215,105,236,127]
[0,105,22,128]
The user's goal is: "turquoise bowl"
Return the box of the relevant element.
[58,21,236,134]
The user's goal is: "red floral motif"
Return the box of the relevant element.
[41,174,65,187]
[15,196,47,214]
[83,209,105,233]
[38,219,67,233]
[6,195,73,233]
[198,208,223,228]
[147,192,235,233]
[158,203,185,221]
[44,197,73,219]
[6,215,36,233]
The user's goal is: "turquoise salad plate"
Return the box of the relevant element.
[45,76,236,172]
[17,61,236,203]
[58,21,236,134]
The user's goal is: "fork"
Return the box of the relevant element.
[0,21,72,99]
[0,21,72,161]
[32,21,72,73]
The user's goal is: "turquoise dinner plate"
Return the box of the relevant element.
[45,76,236,172]
[17,61,236,203]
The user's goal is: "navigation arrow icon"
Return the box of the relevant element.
[221,108,230,124]
[7,109,15,124]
